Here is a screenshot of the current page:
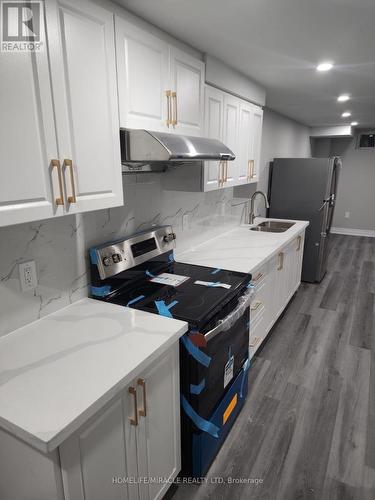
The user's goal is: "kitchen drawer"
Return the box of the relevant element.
[251,266,268,295]
[249,314,266,357]
[250,299,265,325]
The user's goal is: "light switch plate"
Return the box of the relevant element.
[19,261,38,291]
[345,211,350,219]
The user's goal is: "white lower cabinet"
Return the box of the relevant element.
[59,345,180,500]
[249,230,306,357]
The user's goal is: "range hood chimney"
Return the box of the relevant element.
[120,128,235,173]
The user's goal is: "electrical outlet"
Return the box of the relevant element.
[345,211,350,219]
[19,261,38,291]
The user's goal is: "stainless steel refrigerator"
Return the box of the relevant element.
[268,157,341,283]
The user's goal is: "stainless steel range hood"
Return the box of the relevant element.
[120,128,235,173]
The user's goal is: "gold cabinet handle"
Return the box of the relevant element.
[138,378,147,417]
[218,160,224,187]
[51,159,64,206]
[277,252,284,271]
[129,386,138,426]
[250,159,255,179]
[296,235,302,251]
[63,159,76,204]
[165,90,172,126]
[251,300,262,311]
[171,91,177,125]
[223,160,228,183]
[252,272,263,283]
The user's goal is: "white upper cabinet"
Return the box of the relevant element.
[202,85,263,192]
[169,48,205,136]
[115,17,204,137]
[203,86,224,191]
[251,106,263,182]
[0,15,63,226]
[238,101,254,185]
[116,18,170,132]
[46,0,123,215]
[0,0,123,227]
[222,94,240,187]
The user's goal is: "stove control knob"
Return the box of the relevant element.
[112,253,122,263]
[163,232,176,243]
[102,256,111,267]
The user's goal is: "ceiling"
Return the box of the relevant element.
[116,0,375,127]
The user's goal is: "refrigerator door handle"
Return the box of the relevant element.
[318,195,334,212]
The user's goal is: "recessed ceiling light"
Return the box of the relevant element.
[316,62,334,72]
[341,111,351,118]
[351,121,358,126]
[337,94,350,102]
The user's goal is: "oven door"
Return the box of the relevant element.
[180,290,251,420]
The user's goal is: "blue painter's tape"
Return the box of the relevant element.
[240,358,251,398]
[168,253,175,263]
[208,282,221,287]
[211,268,221,275]
[89,249,98,266]
[247,282,254,289]
[181,335,211,368]
[154,299,178,318]
[91,285,111,297]
[126,295,145,307]
[190,378,206,395]
[146,270,155,278]
[181,395,220,438]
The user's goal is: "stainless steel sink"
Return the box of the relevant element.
[250,221,295,233]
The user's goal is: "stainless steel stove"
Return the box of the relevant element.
[89,226,252,477]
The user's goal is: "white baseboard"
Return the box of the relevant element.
[331,227,375,237]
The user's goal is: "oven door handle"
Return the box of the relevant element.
[204,290,253,342]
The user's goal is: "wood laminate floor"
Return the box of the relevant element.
[172,234,375,500]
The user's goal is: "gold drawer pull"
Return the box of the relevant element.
[51,159,64,206]
[251,301,262,311]
[277,252,284,271]
[63,159,76,204]
[165,90,172,126]
[171,91,177,125]
[296,235,302,251]
[138,378,147,417]
[129,386,138,426]
[252,272,263,283]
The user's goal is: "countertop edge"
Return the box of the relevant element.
[0,318,188,454]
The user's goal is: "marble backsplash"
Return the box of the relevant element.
[0,173,250,337]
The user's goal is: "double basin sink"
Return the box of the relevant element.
[250,220,295,233]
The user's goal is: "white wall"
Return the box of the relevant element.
[234,107,312,210]
[313,135,375,232]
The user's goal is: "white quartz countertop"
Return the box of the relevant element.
[0,298,187,453]
[176,218,309,274]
